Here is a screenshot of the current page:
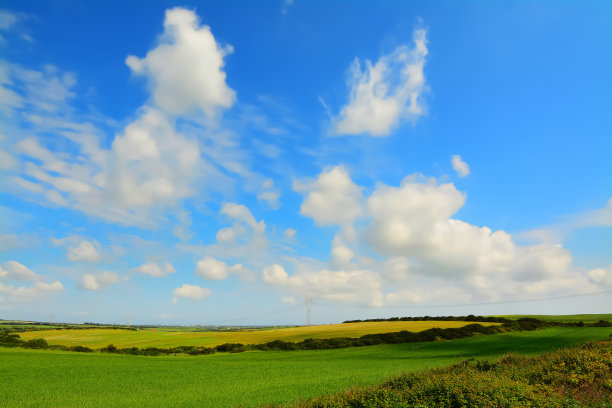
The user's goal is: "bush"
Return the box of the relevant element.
[68,345,93,352]
[22,338,48,349]
[215,343,245,353]
[296,341,612,408]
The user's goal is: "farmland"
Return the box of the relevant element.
[2,326,610,407]
[492,313,612,323]
[16,320,499,349]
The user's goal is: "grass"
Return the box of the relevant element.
[16,320,498,349]
[291,339,612,407]
[494,314,612,323]
[2,326,610,407]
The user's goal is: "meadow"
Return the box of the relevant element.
[2,326,610,407]
[16,320,498,349]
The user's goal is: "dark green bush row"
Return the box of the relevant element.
[249,323,506,352]
[343,314,513,324]
[284,340,612,408]
[3,318,609,356]
[100,344,216,356]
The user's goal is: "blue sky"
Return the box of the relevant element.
[0,1,610,326]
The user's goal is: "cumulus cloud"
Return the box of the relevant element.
[196,256,231,280]
[451,155,470,177]
[0,260,41,281]
[67,240,101,263]
[134,262,176,277]
[263,263,383,307]
[286,167,600,306]
[214,203,267,252]
[333,28,428,136]
[2,8,243,227]
[11,106,207,226]
[262,264,289,285]
[172,283,210,302]
[126,7,235,117]
[364,173,576,284]
[330,236,354,268]
[293,166,364,228]
[588,263,612,286]
[0,281,63,302]
[80,271,119,290]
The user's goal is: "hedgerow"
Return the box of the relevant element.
[283,340,612,408]
[1,318,609,356]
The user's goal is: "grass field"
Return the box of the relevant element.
[2,326,610,407]
[495,313,612,323]
[17,320,498,348]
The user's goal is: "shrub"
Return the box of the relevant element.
[68,345,93,352]
[22,338,48,349]
[215,343,245,353]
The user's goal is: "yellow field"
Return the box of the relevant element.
[18,321,499,349]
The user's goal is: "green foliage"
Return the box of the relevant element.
[215,342,245,353]
[292,341,612,408]
[22,338,48,349]
[67,345,93,353]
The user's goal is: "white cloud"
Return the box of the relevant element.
[588,263,612,286]
[281,296,296,304]
[262,264,289,285]
[195,256,255,281]
[2,8,244,228]
[214,203,267,251]
[80,271,119,290]
[287,168,598,306]
[0,11,19,31]
[284,228,297,239]
[0,280,63,302]
[172,283,210,302]
[11,106,208,226]
[126,7,235,117]
[451,155,470,177]
[220,203,264,232]
[575,198,612,228]
[364,174,576,283]
[330,236,354,268]
[0,260,41,281]
[262,263,383,307]
[257,179,280,209]
[293,166,364,228]
[196,256,230,280]
[517,198,612,246]
[67,241,101,263]
[216,227,237,242]
[333,28,428,136]
[134,262,176,277]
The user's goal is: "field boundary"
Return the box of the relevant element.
[2,317,611,356]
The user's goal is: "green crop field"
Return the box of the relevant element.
[494,313,612,323]
[2,326,610,407]
[17,320,498,349]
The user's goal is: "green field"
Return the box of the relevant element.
[495,313,612,323]
[2,326,610,407]
[17,320,497,348]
